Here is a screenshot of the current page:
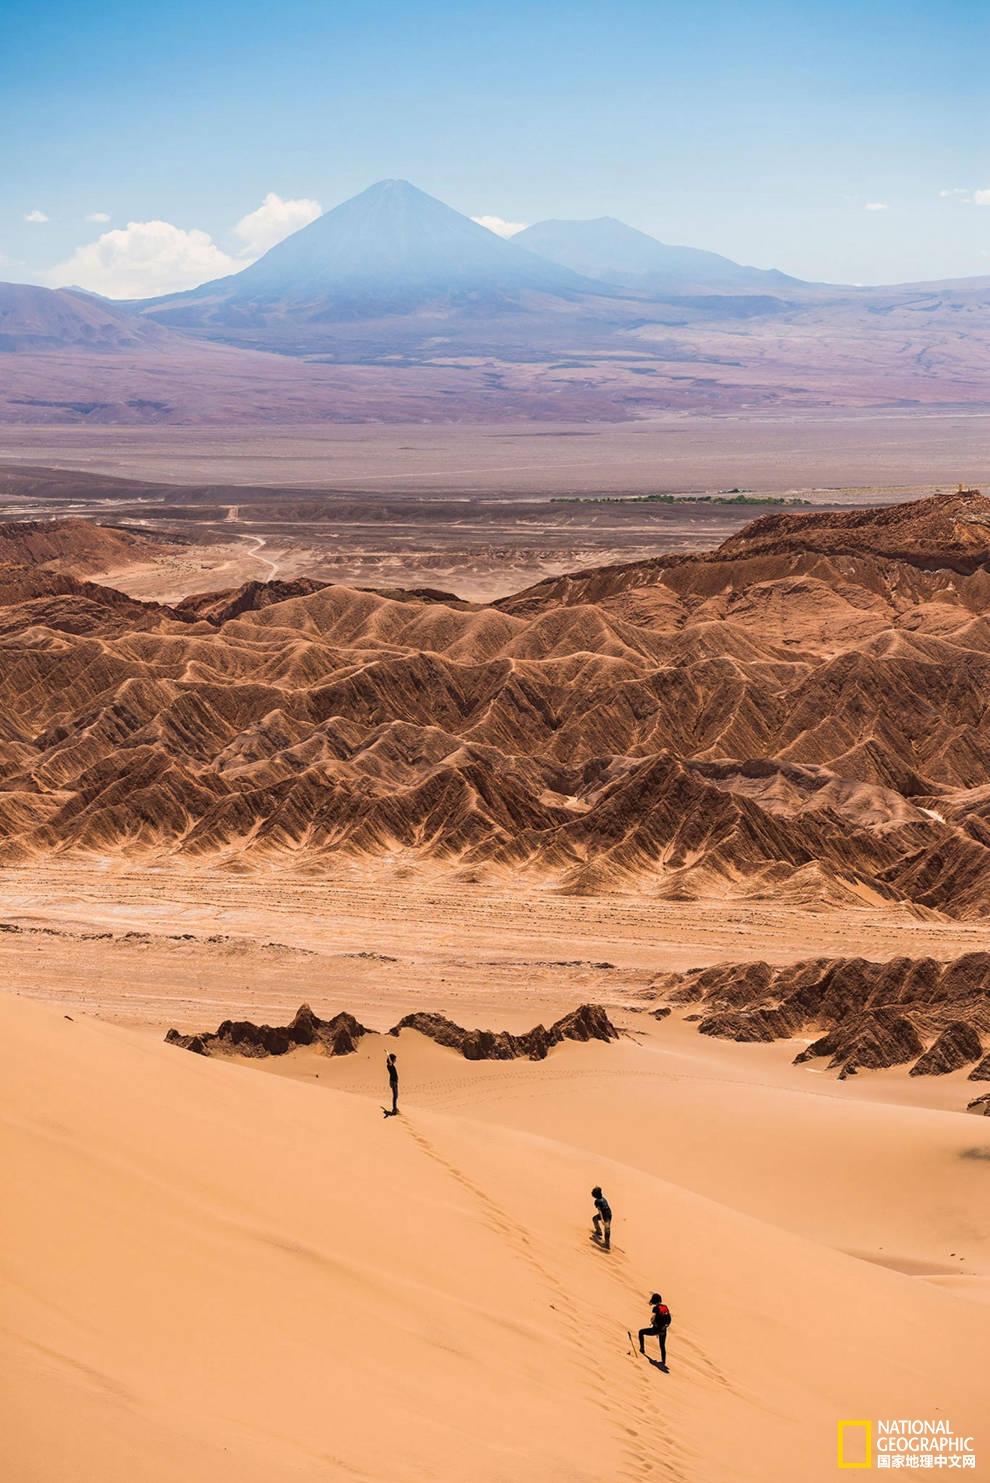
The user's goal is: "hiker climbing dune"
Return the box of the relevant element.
[637,1292,671,1370]
[591,1185,611,1250]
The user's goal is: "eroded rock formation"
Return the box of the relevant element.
[652,952,989,1081]
[165,1005,369,1059]
[5,493,990,914]
[166,1002,619,1062]
[910,1020,985,1076]
[388,1002,619,1060]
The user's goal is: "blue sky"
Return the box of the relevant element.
[3,0,988,294]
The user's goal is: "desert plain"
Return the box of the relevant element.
[1,439,989,1483]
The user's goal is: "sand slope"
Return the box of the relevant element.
[340,1031,988,1276]
[1,996,986,1482]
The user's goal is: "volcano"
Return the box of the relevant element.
[514,215,804,295]
[140,180,602,349]
[9,180,989,405]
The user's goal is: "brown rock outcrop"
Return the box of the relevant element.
[388,1003,619,1060]
[166,1002,619,1063]
[165,1005,370,1059]
[0,516,171,574]
[909,1021,984,1076]
[652,951,990,1084]
[174,578,330,626]
[795,1012,925,1079]
[713,490,990,574]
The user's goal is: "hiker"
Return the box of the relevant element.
[638,1292,671,1367]
[385,1051,399,1116]
[591,1186,612,1249]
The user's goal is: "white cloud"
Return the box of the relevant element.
[937,187,990,204]
[864,202,888,212]
[472,214,528,238]
[47,219,240,299]
[233,191,322,257]
[43,190,322,300]
[24,209,49,223]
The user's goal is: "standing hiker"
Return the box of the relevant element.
[385,1051,399,1116]
[591,1186,612,1249]
[638,1293,671,1367]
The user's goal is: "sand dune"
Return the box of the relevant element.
[273,1024,990,1281]
[2,995,986,1482]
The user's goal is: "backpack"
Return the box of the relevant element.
[654,1303,671,1329]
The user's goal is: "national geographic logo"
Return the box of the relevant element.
[838,1419,977,1470]
[838,1422,872,1470]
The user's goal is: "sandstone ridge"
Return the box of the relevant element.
[651,951,990,1087]
[3,492,990,916]
[165,1002,620,1061]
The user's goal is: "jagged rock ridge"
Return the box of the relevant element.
[3,492,990,916]
[166,1002,620,1061]
[166,1004,370,1058]
[651,951,990,1082]
[388,1003,619,1060]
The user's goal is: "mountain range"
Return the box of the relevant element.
[2,178,989,419]
[147,180,595,326]
[3,489,990,927]
[137,178,823,352]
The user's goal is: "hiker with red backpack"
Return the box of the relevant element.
[638,1293,671,1367]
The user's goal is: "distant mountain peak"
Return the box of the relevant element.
[148,178,594,324]
[361,177,421,194]
[515,215,801,292]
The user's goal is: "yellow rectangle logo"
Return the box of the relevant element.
[837,1420,872,1469]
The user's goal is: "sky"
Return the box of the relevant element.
[3,0,988,296]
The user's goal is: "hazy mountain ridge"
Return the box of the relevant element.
[514,215,805,294]
[141,180,606,338]
[0,282,170,353]
[2,179,989,416]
